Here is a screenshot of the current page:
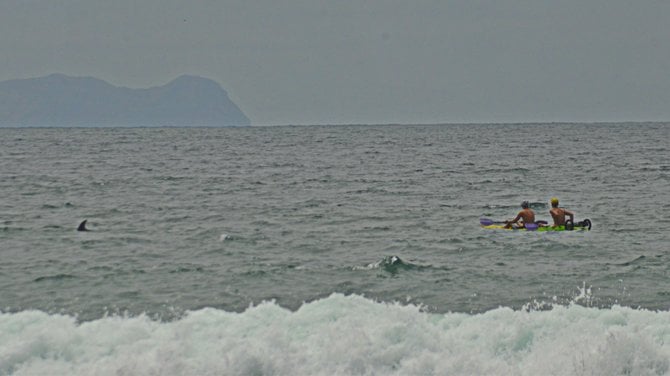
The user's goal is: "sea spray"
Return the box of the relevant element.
[2,294,669,375]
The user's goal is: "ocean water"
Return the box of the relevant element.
[1,123,669,375]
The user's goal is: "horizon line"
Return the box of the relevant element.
[1,120,668,129]
[248,120,670,127]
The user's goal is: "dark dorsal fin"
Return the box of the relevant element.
[77,220,89,231]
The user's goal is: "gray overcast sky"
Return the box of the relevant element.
[1,0,669,125]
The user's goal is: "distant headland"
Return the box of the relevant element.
[0,74,250,127]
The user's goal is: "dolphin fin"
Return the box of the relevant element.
[77,220,89,231]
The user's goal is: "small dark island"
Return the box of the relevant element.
[0,74,250,127]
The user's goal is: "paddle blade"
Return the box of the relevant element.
[480,218,495,226]
[525,223,539,231]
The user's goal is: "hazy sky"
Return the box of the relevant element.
[1,0,669,125]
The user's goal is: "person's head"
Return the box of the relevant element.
[550,197,559,208]
[521,200,529,209]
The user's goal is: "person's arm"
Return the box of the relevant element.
[507,212,522,224]
[565,209,574,223]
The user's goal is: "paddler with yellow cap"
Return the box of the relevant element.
[549,197,575,227]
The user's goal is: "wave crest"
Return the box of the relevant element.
[2,294,670,375]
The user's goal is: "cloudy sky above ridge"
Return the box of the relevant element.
[1,0,669,125]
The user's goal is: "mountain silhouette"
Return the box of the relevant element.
[0,74,250,126]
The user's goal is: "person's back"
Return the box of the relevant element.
[549,197,574,226]
[505,201,535,229]
[519,208,535,224]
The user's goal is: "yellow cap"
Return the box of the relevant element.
[550,197,559,205]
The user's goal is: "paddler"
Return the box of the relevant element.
[549,197,574,227]
[505,201,535,229]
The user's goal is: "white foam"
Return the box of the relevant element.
[2,294,670,375]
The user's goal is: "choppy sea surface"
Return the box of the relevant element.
[1,123,669,375]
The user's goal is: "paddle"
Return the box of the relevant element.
[480,218,506,226]
[480,217,542,230]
